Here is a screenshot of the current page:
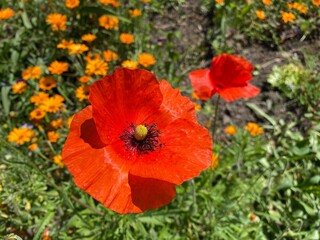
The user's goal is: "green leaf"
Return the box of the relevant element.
[79,6,131,23]
[246,103,277,126]
[19,2,32,29]
[33,211,55,240]
[1,86,11,115]
[296,199,316,216]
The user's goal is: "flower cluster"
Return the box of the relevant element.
[6,1,158,168]
[214,0,320,45]
[224,123,264,137]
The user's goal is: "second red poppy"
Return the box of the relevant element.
[189,53,260,102]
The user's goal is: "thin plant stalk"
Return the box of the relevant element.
[211,95,220,143]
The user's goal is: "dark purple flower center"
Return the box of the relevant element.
[120,123,161,155]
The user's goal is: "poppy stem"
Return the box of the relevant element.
[211,95,220,143]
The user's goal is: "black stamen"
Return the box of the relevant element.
[120,123,161,155]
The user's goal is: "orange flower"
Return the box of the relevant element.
[194,102,201,112]
[281,11,295,23]
[215,0,224,3]
[53,155,64,168]
[121,60,138,70]
[288,3,307,14]
[192,92,200,100]
[103,50,118,62]
[99,0,120,7]
[65,0,80,9]
[28,143,38,151]
[76,85,90,101]
[0,8,15,20]
[120,33,134,44]
[138,53,156,67]
[128,9,142,17]
[68,43,89,54]
[211,154,219,170]
[256,10,266,20]
[40,95,64,113]
[8,127,35,145]
[85,55,108,76]
[297,5,307,14]
[141,0,151,2]
[22,66,42,80]
[262,0,272,6]
[46,13,67,31]
[57,39,74,49]
[30,92,49,105]
[12,81,27,94]
[51,118,64,129]
[224,125,237,135]
[79,76,91,83]
[245,122,263,136]
[39,76,57,90]
[30,108,46,120]
[313,0,320,6]
[48,131,60,143]
[67,115,74,128]
[81,34,96,42]
[99,15,119,30]
[48,61,69,75]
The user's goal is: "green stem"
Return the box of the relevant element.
[211,95,220,143]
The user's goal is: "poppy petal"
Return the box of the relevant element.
[218,84,260,102]
[89,68,163,144]
[210,54,253,88]
[62,106,140,214]
[189,69,214,100]
[129,119,212,184]
[129,174,176,211]
[145,80,197,128]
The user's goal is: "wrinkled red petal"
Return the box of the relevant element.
[129,174,176,211]
[210,54,253,88]
[62,106,140,214]
[218,84,260,102]
[189,69,214,100]
[89,68,163,144]
[129,119,212,185]
[145,80,197,128]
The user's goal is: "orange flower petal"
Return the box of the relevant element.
[89,68,163,144]
[129,174,176,212]
[145,80,197,128]
[189,69,213,100]
[63,105,177,213]
[218,84,260,102]
[129,119,212,184]
[210,54,253,88]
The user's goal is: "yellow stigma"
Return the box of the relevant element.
[134,125,148,141]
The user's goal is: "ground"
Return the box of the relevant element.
[153,0,319,137]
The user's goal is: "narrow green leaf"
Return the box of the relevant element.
[1,86,11,115]
[19,2,32,29]
[33,212,55,240]
[246,102,277,126]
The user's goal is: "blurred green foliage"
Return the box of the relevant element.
[268,53,320,111]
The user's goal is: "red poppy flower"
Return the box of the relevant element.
[189,53,260,102]
[62,68,212,214]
